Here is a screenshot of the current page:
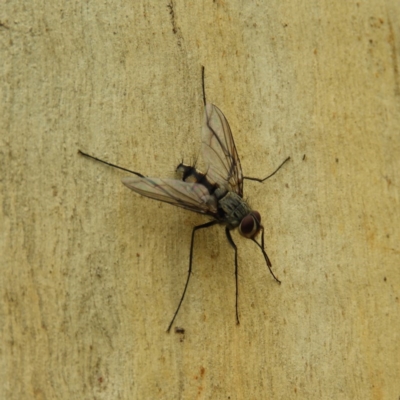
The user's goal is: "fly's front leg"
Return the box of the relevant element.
[167,220,218,332]
[243,156,290,183]
[225,227,240,326]
[251,227,281,284]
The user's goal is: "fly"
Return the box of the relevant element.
[79,67,290,332]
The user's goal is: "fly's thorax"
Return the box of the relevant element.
[218,191,253,228]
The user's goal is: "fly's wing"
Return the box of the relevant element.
[121,176,218,216]
[201,104,243,196]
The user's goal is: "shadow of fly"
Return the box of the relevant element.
[79,67,290,332]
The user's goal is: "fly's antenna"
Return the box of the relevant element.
[201,65,206,106]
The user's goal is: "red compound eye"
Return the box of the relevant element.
[253,211,261,224]
[239,213,261,238]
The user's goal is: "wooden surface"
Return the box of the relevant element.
[1,1,399,399]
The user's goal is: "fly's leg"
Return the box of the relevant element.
[243,156,289,283]
[251,226,281,284]
[201,66,206,106]
[243,156,290,182]
[225,227,240,326]
[78,150,145,178]
[167,220,218,332]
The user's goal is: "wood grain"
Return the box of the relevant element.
[1,1,399,398]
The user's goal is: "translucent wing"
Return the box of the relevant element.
[201,104,243,196]
[122,176,218,215]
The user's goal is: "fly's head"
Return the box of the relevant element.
[238,211,262,239]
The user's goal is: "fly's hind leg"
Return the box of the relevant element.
[166,220,218,332]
